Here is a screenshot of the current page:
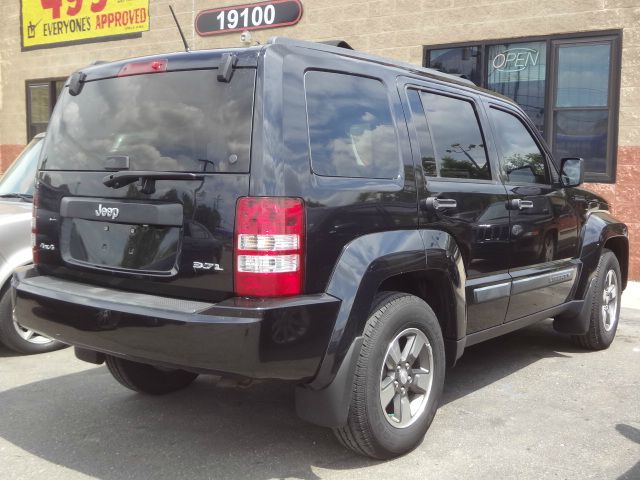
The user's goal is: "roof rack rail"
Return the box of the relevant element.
[267,37,476,87]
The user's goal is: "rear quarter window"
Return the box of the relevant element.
[304,71,401,179]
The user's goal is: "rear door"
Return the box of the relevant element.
[36,60,256,302]
[485,102,580,320]
[401,81,512,334]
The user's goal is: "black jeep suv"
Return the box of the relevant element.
[13,38,628,459]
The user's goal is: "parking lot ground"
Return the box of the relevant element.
[1,284,639,480]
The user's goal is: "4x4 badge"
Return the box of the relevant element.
[95,204,119,220]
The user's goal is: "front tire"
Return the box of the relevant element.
[541,232,556,263]
[571,249,621,350]
[0,287,67,354]
[106,356,199,395]
[334,292,445,459]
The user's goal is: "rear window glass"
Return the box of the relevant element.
[41,69,255,173]
[304,71,400,179]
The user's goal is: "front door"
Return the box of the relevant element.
[486,104,580,321]
[402,84,511,334]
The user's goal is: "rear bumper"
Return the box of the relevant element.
[12,267,340,381]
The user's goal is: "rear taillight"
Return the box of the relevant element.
[31,189,39,265]
[234,197,304,297]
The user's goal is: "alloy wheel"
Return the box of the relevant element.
[379,328,433,428]
[601,269,619,332]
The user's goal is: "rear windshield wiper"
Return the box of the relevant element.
[103,171,205,194]
[0,193,33,202]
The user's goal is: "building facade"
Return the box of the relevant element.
[1,0,638,278]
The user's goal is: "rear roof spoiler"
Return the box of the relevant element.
[317,40,353,50]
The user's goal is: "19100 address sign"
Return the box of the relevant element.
[195,0,303,37]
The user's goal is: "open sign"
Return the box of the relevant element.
[491,48,540,72]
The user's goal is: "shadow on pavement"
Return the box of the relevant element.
[442,319,582,406]
[0,320,595,479]
[616,424,640,480]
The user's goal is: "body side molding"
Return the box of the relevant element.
[511,267,577,295]
[473,282,511,303]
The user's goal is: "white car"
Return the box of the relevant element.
[0,134,66,354]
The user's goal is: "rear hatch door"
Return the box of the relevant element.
[36,53,257,302]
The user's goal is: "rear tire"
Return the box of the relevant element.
[105,355,199,395]
[571,249,621,350]
[333,292,445,459]
[0,286,67,355]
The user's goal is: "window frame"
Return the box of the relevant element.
[404,83,498,185]
[25,77,66,141]
[423,30,622,183]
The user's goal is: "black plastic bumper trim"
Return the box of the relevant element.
[12,267,340,380]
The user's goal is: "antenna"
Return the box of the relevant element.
[169,5,190,52]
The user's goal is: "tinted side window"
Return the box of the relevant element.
[490,108,549,184]
[420,92,490,180]
[305,71,400,179]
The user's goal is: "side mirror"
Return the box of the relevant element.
[560,157,584,188]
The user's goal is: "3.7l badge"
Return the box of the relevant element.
[193,262,224,271]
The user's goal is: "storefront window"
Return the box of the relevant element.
[27,84,50,139]
[424,32,620,182]
[427,46,481,85]
[556,43,610,107]
[553,110,609,174]
[487,41,546,133]
[26,79,66,140]
[552,42,613,175]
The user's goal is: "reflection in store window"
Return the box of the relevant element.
[556,43,611,108]
[553,110,609,174]
[428,46,482,85]
[487,42,546,133]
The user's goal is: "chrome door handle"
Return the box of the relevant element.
[422,197,457,211]
[507,199,534,210]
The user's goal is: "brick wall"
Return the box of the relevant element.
[587,146,640,279]
[1,0,639,277]
[0,145,25,174]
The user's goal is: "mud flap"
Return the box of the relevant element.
[294,336,363,428]
[553,277,596,335]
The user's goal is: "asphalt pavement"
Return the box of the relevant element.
[1,284,639,480]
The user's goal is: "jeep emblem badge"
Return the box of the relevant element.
[95,204,120,220]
